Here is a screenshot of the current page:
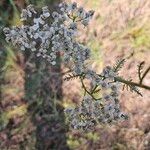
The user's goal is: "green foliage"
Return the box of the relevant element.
[0,113,9,131]
[67,131,100,149]
[132,25,150,48]
[85,132,99,142]
[67,135,80,149]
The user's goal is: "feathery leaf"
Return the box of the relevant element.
[64,73,81,81]
[113,59,126,73]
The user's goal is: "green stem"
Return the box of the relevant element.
[9,0,18,12]
[80,77,100,100]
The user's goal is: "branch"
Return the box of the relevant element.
[80,77,101,100]
[140,66,150,84]
[115,77,150,91]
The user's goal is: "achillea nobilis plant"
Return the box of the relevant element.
[3,2,150,130]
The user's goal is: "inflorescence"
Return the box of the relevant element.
[3,2,130,130]
[65,66,128,130]
[3,2,94,68]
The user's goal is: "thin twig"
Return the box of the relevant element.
[140,66,150,84]
[91,85,98,94]
[80,77,100,100]
[138,61,145,82]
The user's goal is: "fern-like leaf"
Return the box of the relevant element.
[64,73,81,81]
[113,59,126,73]
[129,85,143,97]
[121,77,143,96]
[137,61,145,82]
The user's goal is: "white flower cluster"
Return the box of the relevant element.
[3,2,94,68]
[3,2,128,130]
[65,96,102,130]
[65,66,128,130]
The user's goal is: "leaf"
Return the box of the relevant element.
[113,59,126,73]
[129,85,143,97]
[121,77,143,96]
[137,61,145,81]
[64,73,81,81]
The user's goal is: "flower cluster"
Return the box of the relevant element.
[65,96,102,130]
[3,2,94,68]
[65,94,127,130]
[3,2,129,130]
[65,66,128,130]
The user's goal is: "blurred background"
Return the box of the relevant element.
[0,0,150,149]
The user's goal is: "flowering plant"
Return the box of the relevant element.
[3,2,150,130]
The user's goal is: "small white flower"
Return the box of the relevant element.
[42,12,50,18]
[27,10,32,17]
[81,19,89,26]
[51,61,56,65]
[33,17,44,25]
[103,94,113,101]
[71,2,77,10]
[20,46,25,51]
[3,27,10,34]
[31,48,36,51]
[77,7,85,18]
[99,80,109,89]
[5,36,11,42]
[21,9,28,21]
[27,4,37,14]
[31,24,39,31]
[24,42,29,48]
[52,11,59,19]
[33,33,39,39]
